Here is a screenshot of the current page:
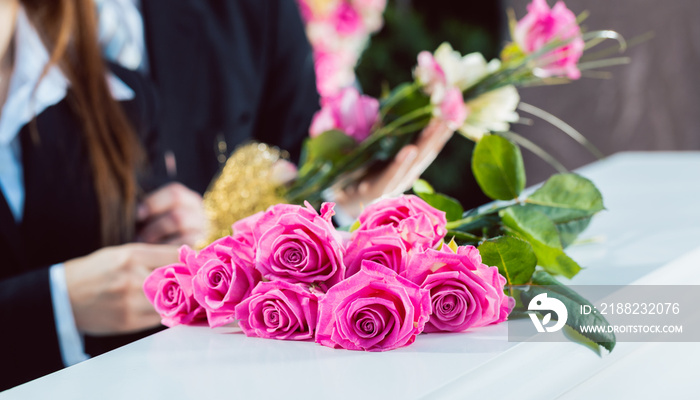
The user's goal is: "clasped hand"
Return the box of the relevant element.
[64,182,206,335]
[332,120,454,219]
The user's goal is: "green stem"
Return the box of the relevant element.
[380,82,421,119]
[446,230,482,243]
[445,215,483,230]
[287,94,434,204]
[445,202,516,230]
[392,121,431,136]
[374,105,434,138]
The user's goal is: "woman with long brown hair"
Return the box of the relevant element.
[0,0,200,389]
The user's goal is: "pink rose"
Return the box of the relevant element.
[344,225,408,278]
[313,50,356,98]
[351,0,387,15]
[235,281,320,341]
[438,87,469,130]
[143,263,206,327]
[414,51,446,97]
[255,202,345,289]
[478,259,516,324]
[297,0,313,23]
[231,211,265,265]
[331,2,364,35]
[309,86,379,143]
[191,237,262,327]
[351,0,386,32]
[403,246,514,332]
[356,195,447,251]
[316,261,431,351]
[514,0,584,79]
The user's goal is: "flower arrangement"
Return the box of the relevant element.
[145,196,514,351]
[297,0,387,97]
[280,0,626,206]
[190,0,627,352]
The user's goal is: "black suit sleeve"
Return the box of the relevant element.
[0,267,63,391]
[253,0,320,162]
[0,66,165,391]
[111,62,170,193]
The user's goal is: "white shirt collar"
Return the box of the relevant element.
[0,7,135,147]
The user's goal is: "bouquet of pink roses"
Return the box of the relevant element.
[145,196,514,351]
[196,0,625,352]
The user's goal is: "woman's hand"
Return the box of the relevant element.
[331,120,454,220]
[136,182,207,246]
[63,243,179,335]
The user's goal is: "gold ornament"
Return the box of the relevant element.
[201,142,288,246]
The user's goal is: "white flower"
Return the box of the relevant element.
[458,85,520,142]
[433,43,501,92]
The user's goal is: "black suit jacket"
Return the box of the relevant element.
[1,1,318,390]
[0,65,163,391]
[141,0,319,194]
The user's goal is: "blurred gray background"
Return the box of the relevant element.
[502,0,700,183]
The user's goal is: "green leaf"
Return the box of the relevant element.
[412,179,434,195]
[562,326,602,356]
[526,174,604,221]
[523,271,616,352]
[478,236,537,289]
[416,192,464,221]
[447,213,501,236]
[446,230,481,245]
[555,217,593,248]
[500,206,581,278]
[304,130,357,164]
[472,135,526,200]
[525,174,604,247]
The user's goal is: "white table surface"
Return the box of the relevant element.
[4,151,700,399]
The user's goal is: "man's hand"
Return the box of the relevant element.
[332,120,454,219]
[64,244,179,335]
[137,182,206,246]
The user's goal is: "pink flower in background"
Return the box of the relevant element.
[298,0,386,97]
[351,0,386,31]
[143,264,206,327]
[414,51,447,98]
[356,195,447,251]
[255,202,345,289]
[235,281,320,341]
[403,246,514,332]
[316,261,431,351]
[296,0,313,23]
[331,2,364,35]
[309,87,379,142]
[344,225,409,278]
[191,237,262,327]
[313,49,356,98]
[438,87,469,130]
[514,0,584,79]
[270,160,299,186]
[351,0,387,13]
